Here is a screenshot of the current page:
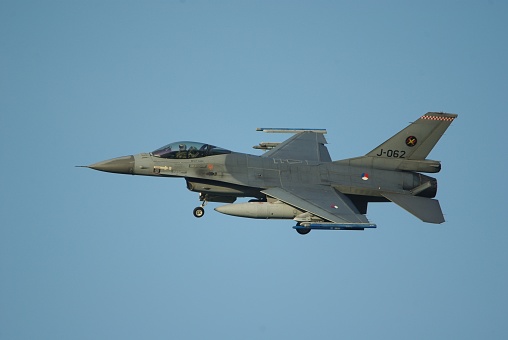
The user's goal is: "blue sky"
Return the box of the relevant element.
[1,1,507,339]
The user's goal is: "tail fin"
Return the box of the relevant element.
[366,112,457,160]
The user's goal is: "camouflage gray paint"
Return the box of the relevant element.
[84,112,457,234]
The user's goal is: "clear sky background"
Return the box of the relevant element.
[1,1,507,339]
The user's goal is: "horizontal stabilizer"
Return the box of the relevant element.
[382,193,445,224]
[294,223,377,231]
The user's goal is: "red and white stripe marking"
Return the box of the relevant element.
[420,115,455,121]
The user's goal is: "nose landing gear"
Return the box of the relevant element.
[193,193,208,218]
[193,206,205,218]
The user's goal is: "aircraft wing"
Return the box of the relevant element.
[262,186,370,224]
[261,132,332,162]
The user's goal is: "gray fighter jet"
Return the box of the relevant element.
[82,112,457,234]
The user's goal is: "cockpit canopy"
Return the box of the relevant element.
[151,141,231,159]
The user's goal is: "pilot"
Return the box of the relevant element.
[176,144,187,159]
[188,146,199,158]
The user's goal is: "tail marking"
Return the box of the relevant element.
[420,115,455,122]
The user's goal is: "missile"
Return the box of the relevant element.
[214,201,302,219]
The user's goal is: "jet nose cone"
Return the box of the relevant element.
[88,155,135,174]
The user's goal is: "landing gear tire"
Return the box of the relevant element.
[193,207,205,218]
[296,228,311,235]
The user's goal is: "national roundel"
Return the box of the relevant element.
[405,136,417,147]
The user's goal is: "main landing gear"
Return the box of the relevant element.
[296,228,311,235]
[295,222,311,235]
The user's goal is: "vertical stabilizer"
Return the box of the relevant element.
[366,112,457,160]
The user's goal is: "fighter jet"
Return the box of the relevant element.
[82,112,457,234]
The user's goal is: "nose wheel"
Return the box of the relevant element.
[193,194,208,218]
[193,206,205,218]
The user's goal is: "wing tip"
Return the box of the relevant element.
[256,128,327,134]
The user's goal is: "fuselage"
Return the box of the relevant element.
[128,151,437,203]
